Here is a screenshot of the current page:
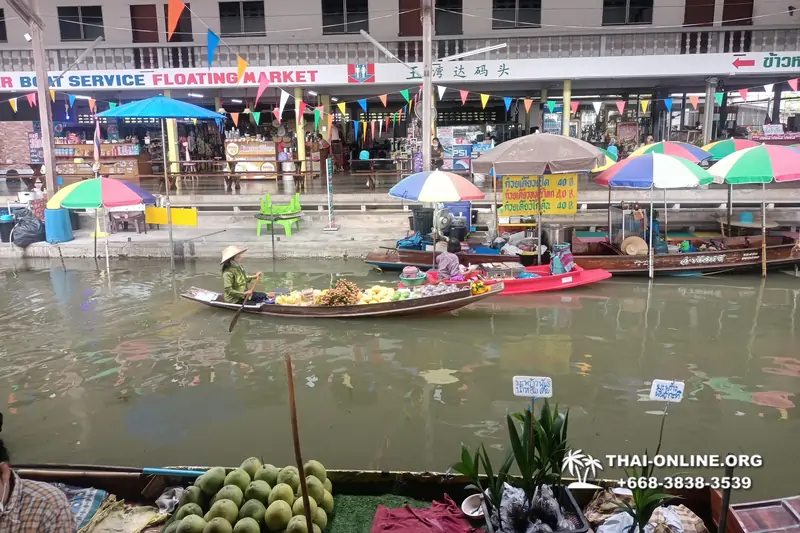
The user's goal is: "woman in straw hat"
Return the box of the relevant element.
[221,246,265,304]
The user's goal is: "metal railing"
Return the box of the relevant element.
[1,25,798,71]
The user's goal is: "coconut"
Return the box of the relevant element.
[255,464,280,486]
[302,461,327,484]
[215,485,244,508]
[176,503,204,521]
[204,499,239,525]
[177,515,207,533]
[244,480,271,504]
[239,457,263,480]
[268,483,295,506]
[313,508,327,531]
[264,500,293,531]
[319,491,334,515]
[224,469,251,492]
[195,467,226,496]
[277,467,300,492]
[291,496,317,518]
[233,517,261,533]
[238,499,267,525]
[203,517,233,533]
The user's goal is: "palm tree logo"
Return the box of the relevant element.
[562,449,604,489]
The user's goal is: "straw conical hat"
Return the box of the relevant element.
[620,236,648,256]
[221,245,247,264]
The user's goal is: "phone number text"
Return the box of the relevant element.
[617,477,752,490]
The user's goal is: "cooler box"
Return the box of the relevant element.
[45,208,74,244]
[0,216,13,243]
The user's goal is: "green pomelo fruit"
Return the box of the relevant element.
[264,500,293,531]
[177,515,207,533]
[224,469,251,492]
[196,467,226,497]
[238,499,267,524]
[244,480,271,504]
[319,491,334,515]
[322,479,332,494]
[239,457,263,480]
[180,486,206,508]
[268,483,295,506]
[286,516,321,533]
[176,503,204,521]
[203,517,233,533]
[277,467,300,492]
[215,485,244,508]
[255,464,280,486]
[233,517,260,533]
[291,496,317,518]
[313,509,327,531]
[300,477,324,505]
[204,499,239,524]
[164,522,179,533]
[302,461,327,484]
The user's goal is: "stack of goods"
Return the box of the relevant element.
[409,283,464,298]
[471,281,490,295]
[167,458,334,533]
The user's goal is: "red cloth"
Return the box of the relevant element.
[371,494,484,533]
[29,199,46,221]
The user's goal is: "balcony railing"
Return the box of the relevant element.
[0,25,798,71]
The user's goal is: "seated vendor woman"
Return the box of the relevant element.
[435,238,463,281]
[221,246,266,304]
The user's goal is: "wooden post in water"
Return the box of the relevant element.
[284,354,315,531]
[718,463,735,533]
[761,183,767,278]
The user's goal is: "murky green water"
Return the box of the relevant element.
[0,259,797,501]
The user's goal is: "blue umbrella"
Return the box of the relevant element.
[95,95,225,120]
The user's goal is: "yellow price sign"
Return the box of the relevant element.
[502,174,579,215]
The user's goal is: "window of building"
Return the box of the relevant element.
[0,9,7,42]
[58,6,105,41]
[218,1,265,36]
[164,2,194,41]
[435,0,462,35]
[322,0,369,34]
[130,5,159,43]
[602,0,653,25]
[492,0,540,29]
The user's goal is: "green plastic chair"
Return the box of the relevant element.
[256,193,302,237]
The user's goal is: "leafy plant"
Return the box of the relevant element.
[452,443,513,526]
[506,408,544,503]
[453,443,482,493]
[511,400,571,489]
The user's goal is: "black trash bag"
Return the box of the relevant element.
[11,211,46,248]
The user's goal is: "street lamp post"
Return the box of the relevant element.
[421,0,433,172]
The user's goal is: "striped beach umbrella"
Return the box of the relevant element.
[628,141,712,163]
[595,153,714,189]
[708,144,800,184]
[46,177,157,209]
[389,170,485,202]
[591,147,618,173]
[702,138,760,161]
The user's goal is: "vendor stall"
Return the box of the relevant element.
[224,138,278,179]
[54,137,151,180]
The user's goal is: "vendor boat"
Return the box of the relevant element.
[180,283,503,319]
[423,264,612,295]
[364,247,521,271]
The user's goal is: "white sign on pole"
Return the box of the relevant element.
[649,379,685,402]
[322,157,339,232]
[512,376,553,398]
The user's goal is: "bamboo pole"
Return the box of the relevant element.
[284,354,315,531]
[160,119,176,272]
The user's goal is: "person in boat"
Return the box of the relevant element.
[435,238,464,281]
[0,415,77,532]
[221,246,266,304]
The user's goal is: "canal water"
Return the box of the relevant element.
[0,259,797,501]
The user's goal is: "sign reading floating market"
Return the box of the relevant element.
[502,174,578,216]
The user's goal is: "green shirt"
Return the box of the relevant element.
[222,263,257,303]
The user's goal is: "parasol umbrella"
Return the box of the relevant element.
[628,141,712,163]
[595,154,715,278]
[96,96,225,271]
[702,138,760,230]
[590,148,618,173]
[708,144,800,276]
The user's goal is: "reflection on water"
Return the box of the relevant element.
[0,259,798,500]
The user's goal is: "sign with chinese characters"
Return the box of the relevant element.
[649,379,685,402]
[502,174,578,216]
[512,376,553,398]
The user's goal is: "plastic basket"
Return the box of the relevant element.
[399,275,427,286]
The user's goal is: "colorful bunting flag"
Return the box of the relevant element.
[254,72,269,105]
[358,99,367,113]
[337,102,346,116]
[296,100,307,120]
[362,121,367,142]
[252,111,261,125]
[278,89,290,116]
[689,95,699,110]
[400,89,410,103]
[546,100,556,113]
[523,98,532,113]
[615,100,625,114]
[480,94,490,109]
[570,101,579,114]
[592,102,602,114]
[314,108,321,131]
[273,107,282,124]
[764,83,774,94]
[327,113,333,136]
[9,98,17,113]
[192,118,197,125]
[437,86,446,100]
[88,98,97,113]
[663,98,673,112]
[26,93,37,107]
[379,94,387,107]
[503,97,512,112]
[207,30,221,68]
[739,88,749,101]
[68,94,76,108]
[640,99,650,114]
[460,90,469,105]
[353,120,360,142]
[49,90,55,103]
[109,102,117,110]
[167,0,186,41]
[236,56,248,83]
[714,92,723,106]
[371,120,376,140]
[789,79,799,92]
[230,112,240,127]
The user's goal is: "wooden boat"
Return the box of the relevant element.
[711,492,800,533]
[180,283,503,319]
[424,264,612,296]
[365,247,520,271]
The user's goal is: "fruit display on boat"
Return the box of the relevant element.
[471,281,490,295]
[270,279,468,307]
[316,280,360,306]
[410,283,465,299]
[168,458,334,533]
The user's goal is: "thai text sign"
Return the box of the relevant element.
[502,174,578,215]
[512,376,553,398]
[649,379,685,402]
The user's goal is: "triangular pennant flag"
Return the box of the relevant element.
[252,111,261,125]
[371,120,376,139]
[230,112,240,127]
[480,94,490,109]
[207,30,221,68]
[503,97,512,112]
[327,113,333,136]
[523,98,533,113]
[408,96,414,114]
[615,100,625,114]
[167,0,186,41]
[789,79,799,92]
[255,72,269,105]
[26,93,37,107]
[379,119,384,133]
[400,89,410,102]
[689,95,699,110]
[88,98,96,113]
[273,107,282,124]
[592,101,602,114]
[362,121,367,142]
[49,89,55,103]
[109,102,117,110]
[296,100,307,119]
[570,101,579,114]
[663,98,673,112]
[739,88,749,102]
[9,98,17,113]
[640,99,650,114]
[192,118,197,125]
[337,102,346,116]
[353,120,360,141]
[437,86,447,100]
[764,83,774,94]
[68,94,76,108]
[358,99,367,113]
[314,109,320,131]
[379,94,387,107]
[714,92,723,106]
[460,90,469,105]
[402,105,407,117]
[546,100,556,113]
[236,56,248,83]
[278,89,290,115]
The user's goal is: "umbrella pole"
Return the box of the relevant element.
[492,164,499,240]
[537,175,542,265]
[663,189,668,238]
[727,184,733,237]
[161,118,176,272]
[103,209,111,275]
[94,208,98,258]
[607,187,612,237]
[762,183,767,278]
[648,191,654,279]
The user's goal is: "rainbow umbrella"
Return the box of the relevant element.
[702,138,760,161]
[46,177,156,209]
[629,141,712,163]
[595,153,714,189]
[389,170,485,202]
[591,147,618,173]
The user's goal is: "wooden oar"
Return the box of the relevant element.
[229,274,261,333]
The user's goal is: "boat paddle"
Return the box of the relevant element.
[229,273,261,333]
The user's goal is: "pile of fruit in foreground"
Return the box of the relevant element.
[167,458,333,533]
